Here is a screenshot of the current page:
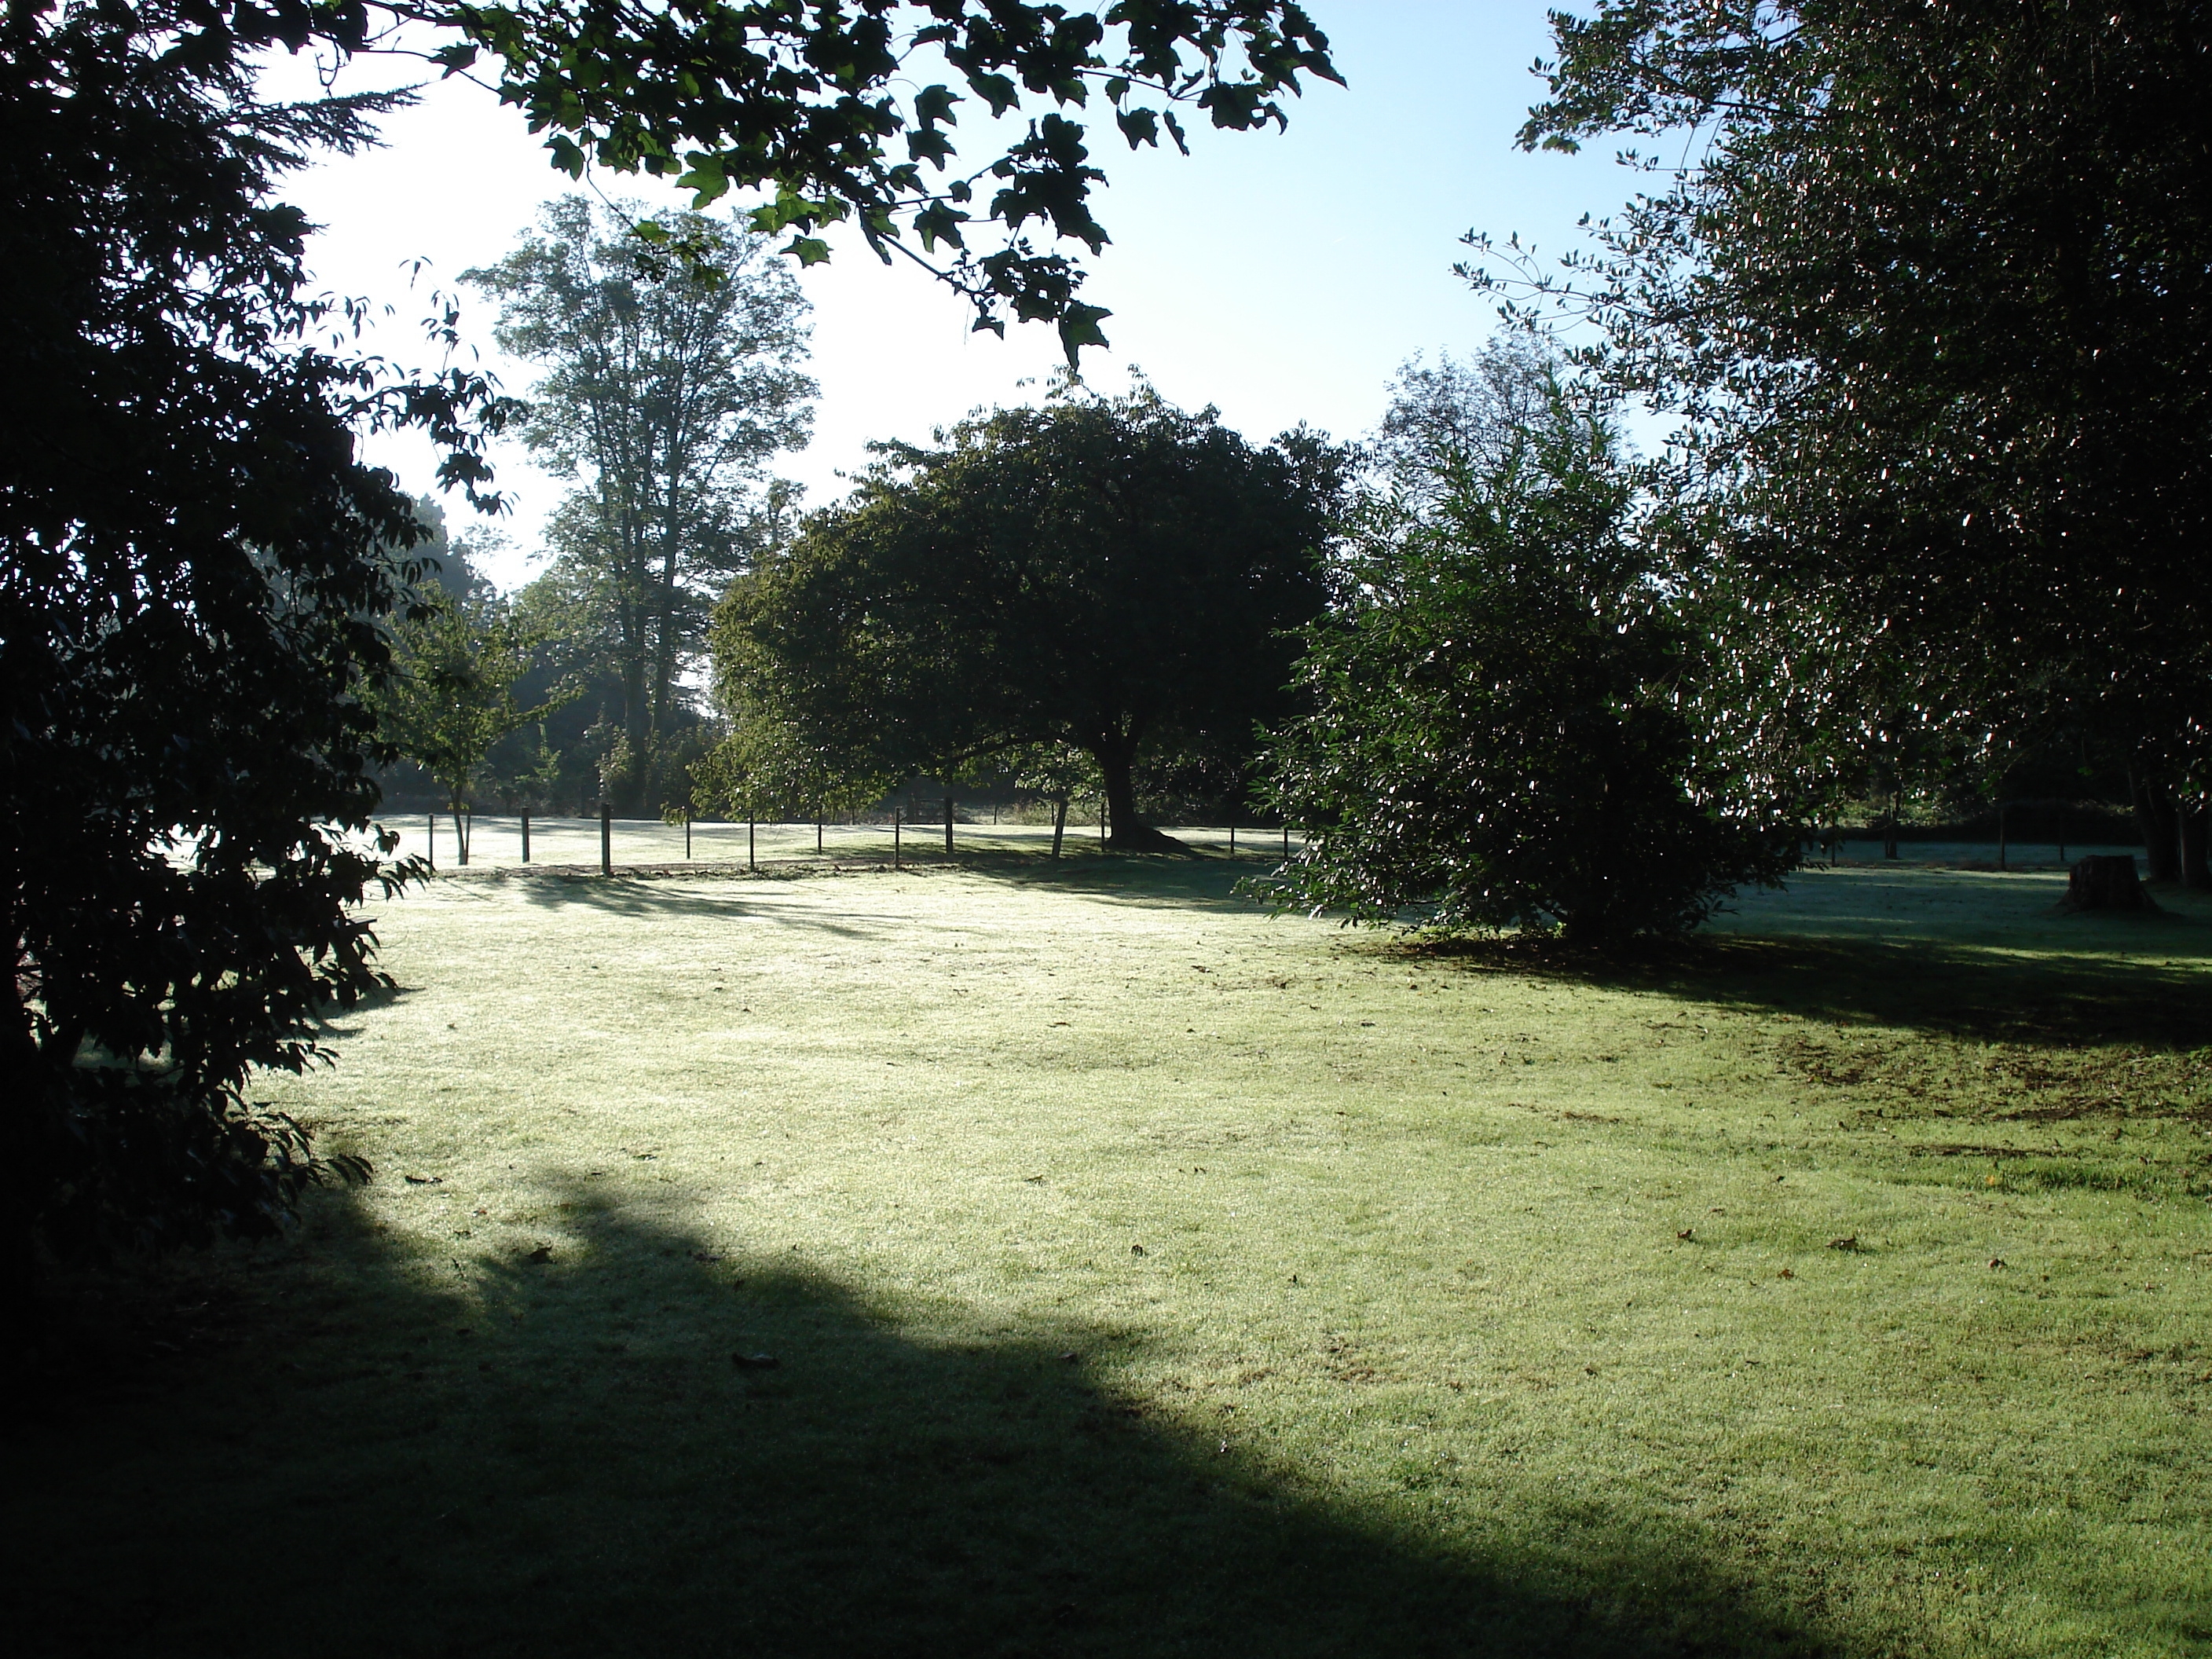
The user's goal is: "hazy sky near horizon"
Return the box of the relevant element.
[269,2,1639,591]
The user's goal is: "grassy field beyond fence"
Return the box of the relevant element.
[9,859,2210,1657]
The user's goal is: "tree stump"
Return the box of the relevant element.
[2059,854,2160,913]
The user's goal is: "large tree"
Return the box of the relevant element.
[710,384,1349,849]
[0,2,507,1288]
[1263,361,1799,946]
[1475,0,2212,880]
[467,199,814,815]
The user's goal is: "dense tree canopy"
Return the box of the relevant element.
[1264,357,1799,945]
[1474,0,2212,877]
[0,2,507,1288]
[709,385,1348,848]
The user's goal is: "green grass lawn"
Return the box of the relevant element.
[9,857,2210,1657]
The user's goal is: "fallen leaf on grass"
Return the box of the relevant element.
[404,1174,441,1185]
[1777,1268,1795,1280]
[526,1245,552,1263]
[1990,1258,2009,1269]
[1130,1243,1148,1256]
[1676,1229,1695,1241]
[1828,1235,1860,1251]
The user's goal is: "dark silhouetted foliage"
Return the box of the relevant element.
[0,2,507,1288]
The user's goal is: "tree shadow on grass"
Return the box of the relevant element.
[6,1185,1882,1659]
[425,851,1290,922]
[414,870,919,942]
[1401,928,2212,1055]
[950,849,1287,914]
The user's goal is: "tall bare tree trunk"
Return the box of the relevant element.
[2182,799,2211,890]
[3,924,46,1321]
[2131,767,2181,882]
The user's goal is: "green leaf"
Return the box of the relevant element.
[1056,302,1111,367]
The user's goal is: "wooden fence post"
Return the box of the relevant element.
[894,811,903,870]
[685,812,692,860]
[1051,797,1066,859]
[1997,801,2009,872]
[1283,822,1291,859]
[599,803,612,875]
[944,794,954,855]
[521,811,530,863]
[1229,822,1236,855]
[426,813,435,873]
[749,817,756,872]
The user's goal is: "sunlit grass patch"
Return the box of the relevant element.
[8,862,2210,1657]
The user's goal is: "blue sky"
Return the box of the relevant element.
[272,2,1638,589]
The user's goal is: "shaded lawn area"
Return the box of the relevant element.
[7,862,2210,1657]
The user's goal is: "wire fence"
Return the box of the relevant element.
[1813,838,2142,869]
[373,811,1312,873]
[366,815,2142,877]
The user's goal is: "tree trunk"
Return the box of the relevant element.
[2131,767,2181,882]
[2,939,47,1324]
[1090,736,1185,853]
[608,484,657,819]
[2060,854,2160,913]
[645,499,686,817]
[2182,800,2211,890]
[620,659,651,819]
